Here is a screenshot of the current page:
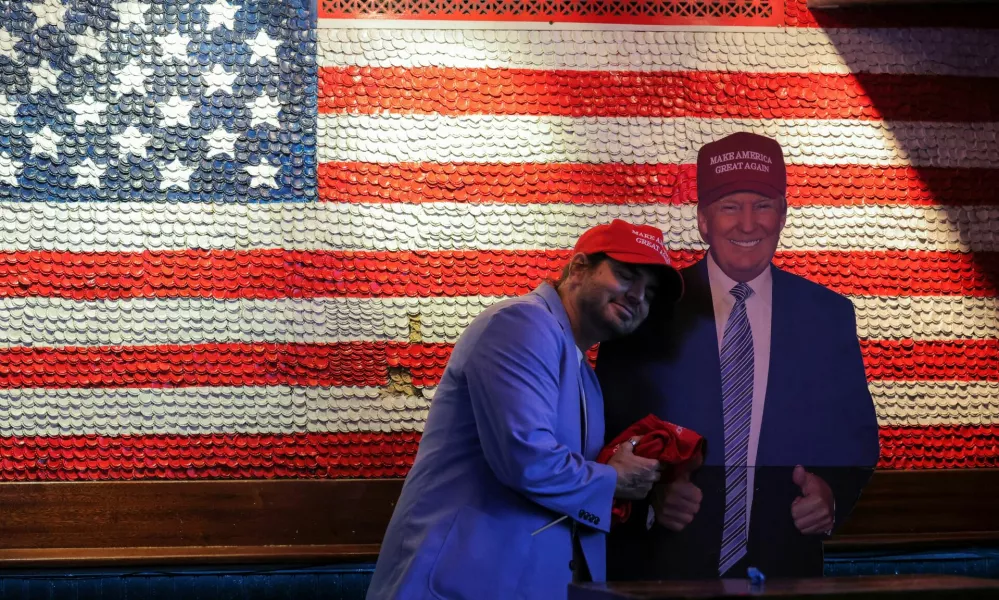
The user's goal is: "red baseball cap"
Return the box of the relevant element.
[573,219,684,301]
[697,132,787,208]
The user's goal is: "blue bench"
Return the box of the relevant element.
[1,550,998,599]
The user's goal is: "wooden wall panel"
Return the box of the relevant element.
[0,480,401,566]
[827,469,999,549]
[0,470,996,566]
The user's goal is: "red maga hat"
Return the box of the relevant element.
[696,132,787,208]
[573,219,683,300]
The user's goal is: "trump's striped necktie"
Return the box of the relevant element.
[719,282,754,576]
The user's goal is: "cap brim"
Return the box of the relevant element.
[605,251,685,303]
[701,181,785,206]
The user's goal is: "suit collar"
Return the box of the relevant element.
[705,252,774,306]
[533,282,577,347]
[690,258,781,297]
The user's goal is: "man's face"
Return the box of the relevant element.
[576,258,661,340]
[697,191,787,282]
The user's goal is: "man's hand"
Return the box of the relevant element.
[652,454,702,531]
[607,437,662,500]
[791,465,835,535]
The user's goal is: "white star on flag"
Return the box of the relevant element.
[67,94,108,127]
[112,61,150,96]
[159,158,196,190]
[0,154,22,186]
[29,63,60,94]
[0,28,19,60]
[71,27,106,62]
[204,0,238,30]
[250,94,281,128]
[204,126,239,158]
[30,126,62,158]
[71,158,106,188]
[30,0,68,29]
[246,29,281,63]
[0,94,18,123]
[113,125,152,157]
[159,96,196,128]
[112,1,150,29]
[202,64,237,95]
[245,160,281,189]
[157,30,190,61]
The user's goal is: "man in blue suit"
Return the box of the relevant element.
[367,219,685,600]
[596,132,880,579]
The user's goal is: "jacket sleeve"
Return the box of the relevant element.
[813,300,881,532]
[464,303,618,532]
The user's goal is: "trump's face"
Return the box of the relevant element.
[698,191,786,282]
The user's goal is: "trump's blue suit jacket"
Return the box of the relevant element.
[367,283,617,600]
[596,260,880,579]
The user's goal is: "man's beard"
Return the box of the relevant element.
[579,292,636,340]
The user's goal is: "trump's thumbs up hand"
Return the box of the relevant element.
[791,465,835,535]
[652,453,703,532]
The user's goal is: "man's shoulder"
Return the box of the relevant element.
[487,289,557,319]
[464,289,562,341]
[773,266,856,318]
[446,289,570,374]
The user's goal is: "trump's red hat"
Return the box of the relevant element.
[697,132,787,208]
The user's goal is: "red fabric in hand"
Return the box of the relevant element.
[597,414,706,525]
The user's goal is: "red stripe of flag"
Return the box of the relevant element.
[0,432,420,480]
[878,425,999,469]
[320,67,999,122]
[319,161,999,207]
[0,339,993,389]
[0,426,995,479]
[859,339,999,381]
[0,249,993,300]
[320,162,696,204]
[0,342,448,388]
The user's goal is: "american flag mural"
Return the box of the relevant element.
[317,1,999,472]
[0,0,996,480]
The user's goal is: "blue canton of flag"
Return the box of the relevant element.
[0,0,316,203]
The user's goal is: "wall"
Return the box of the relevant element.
[0,0,996,569]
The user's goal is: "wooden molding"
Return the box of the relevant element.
[825,468,999,550]
[0,470,996,566]
[0,545,382,567]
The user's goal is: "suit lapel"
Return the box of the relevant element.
[758,265,792,466]
[534,282,591,455]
